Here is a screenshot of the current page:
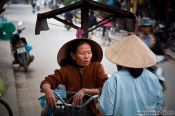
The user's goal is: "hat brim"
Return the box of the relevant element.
[57,38,103,66]
[105,35,157,68]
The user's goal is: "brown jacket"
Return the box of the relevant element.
[40,62,108,115]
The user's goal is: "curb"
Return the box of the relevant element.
[0,40,19,116]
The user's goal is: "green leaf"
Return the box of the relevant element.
[0,79,5,96]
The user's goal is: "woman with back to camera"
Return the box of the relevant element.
[99,34,164,116]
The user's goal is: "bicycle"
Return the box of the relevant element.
[39,88,99,116]
[0,72,13,116]
[0,99,13,116]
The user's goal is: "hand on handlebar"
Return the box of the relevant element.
[44,88,57,108]
[72,89,85,106]
[52,89,99,108]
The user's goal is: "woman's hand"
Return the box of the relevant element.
[44,88,56,108]
[72,89,85,106]
[72,88,100,106]
[42,84,56,108]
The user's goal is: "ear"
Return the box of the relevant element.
[70,52,75,60]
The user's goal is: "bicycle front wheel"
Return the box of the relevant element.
[0,99,13,116]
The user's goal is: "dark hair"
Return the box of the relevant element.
[60,40,92,66]
[90,10,94,15]
[127,68,143,78]
[117,65,143,78]
[116,65,124,71]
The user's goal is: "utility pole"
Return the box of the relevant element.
[81,2,89,38]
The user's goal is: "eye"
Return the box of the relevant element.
[87,51,92,54]
[79,51,85,55]
[78,52,85,55]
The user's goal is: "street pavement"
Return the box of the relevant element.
[1,4,175,116]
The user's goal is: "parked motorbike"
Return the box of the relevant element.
[36,0,41,11]
[36,5,40,11]
[11,21,34,72]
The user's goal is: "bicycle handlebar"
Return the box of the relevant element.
[52,90,98,108]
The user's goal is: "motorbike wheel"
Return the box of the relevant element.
[169,38,175,52]
[23,57,28,72]
[20,53,29,72]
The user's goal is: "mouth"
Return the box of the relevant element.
[83,60,90,64]
[84,60,90,63]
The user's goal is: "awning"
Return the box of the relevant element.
[35,0,137,38]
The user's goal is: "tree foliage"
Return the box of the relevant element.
[57,0,79,5]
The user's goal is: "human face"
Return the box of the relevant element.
[71,43,92,67]
[140,26,152,34]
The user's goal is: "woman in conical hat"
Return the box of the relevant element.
[40,38,108,116]
[99,34,164,116]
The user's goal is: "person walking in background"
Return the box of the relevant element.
[102,21,111,37]
[101,21,112,45]
[138,17,156,49]
[64,12,73,23]
[64,12,73,30]
[89,10,97,28]
[40,38,108,116]
[88,10,97,35]
[138,17,165,62]
[99,35,164,116]
[31,0,36,13]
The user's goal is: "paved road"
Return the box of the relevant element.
[3,4,175,116]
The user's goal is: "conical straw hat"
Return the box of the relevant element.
[105,34,157,68]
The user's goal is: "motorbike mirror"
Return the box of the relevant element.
[18,21,23,26]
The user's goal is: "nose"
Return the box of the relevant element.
[84,53,89,59]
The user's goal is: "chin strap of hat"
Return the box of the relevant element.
[76,28,84,39]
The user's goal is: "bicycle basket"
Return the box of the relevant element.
[52,89,97,116]
[53,107,96,116]
[39,87,66,110]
